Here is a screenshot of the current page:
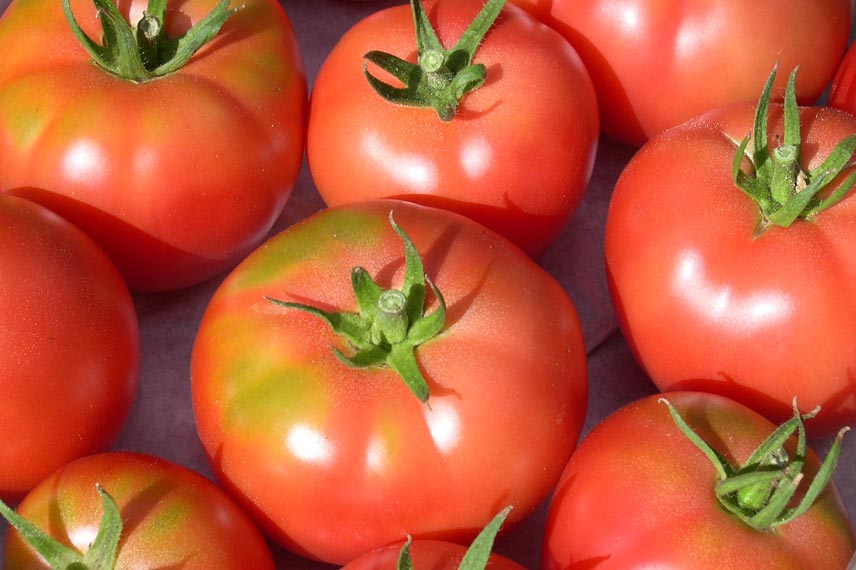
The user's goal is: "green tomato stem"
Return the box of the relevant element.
[363,0,505,121]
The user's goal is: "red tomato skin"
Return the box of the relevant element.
[307,0,599,257]
[343,539,525,570]
[542,392,856,570]
[3,452,275,569]
[0,195,138,503]
[191,200,588,564]
[511,0,851,146]
[830,43,856,116]
[604,102,856,436]
[0,0,306,291]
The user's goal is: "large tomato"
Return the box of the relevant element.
[605,70,856,435]
[0,195,138,503]
[307,0,598,257]
[0,0,306,291]
[543,392,856,569]
[830,42,856,117]
[2,452,275,569]
[191,200,588,564]
[511,0,851,146]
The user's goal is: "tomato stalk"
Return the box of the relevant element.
[661,398,849,530]
[396,507,511,570]
[0,485,122,569]
[63,0,238,82]
[266,212,446,404]
[732,67,856,233]
[363,0,505,121]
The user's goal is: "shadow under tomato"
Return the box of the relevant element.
[5,187,249,292]
[386,192,572,258]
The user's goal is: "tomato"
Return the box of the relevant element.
[0,0,306,291]
[543,392,856,569]
[2,452,274,569]
[0,195,138,503]
[343,540,524,570]
[830,42,856,117]
[510,0,851,146]
[604,70,856,435]
[306,0,598,257]
[191,200,588,564]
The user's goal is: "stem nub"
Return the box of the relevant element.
[732,66,856,230]
[661,398,848,530]
[362,0,505,121]
[64,0,239,83]
[267,211,446,404]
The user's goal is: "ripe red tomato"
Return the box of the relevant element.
[191,200,588,564]
[543,392,856,569]
[0,195,138,503]
[605,72,856,436]
[0,0,306,291]
[2,452,275,569]
[343,540,524,570]
[511,0,851,146]
[307,0,598,257]
[830,43,856,117]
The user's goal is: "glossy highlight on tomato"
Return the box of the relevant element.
[307,0,598,257]
[191,200,588,564]
[0,0,306,291]
[0,195,138,503]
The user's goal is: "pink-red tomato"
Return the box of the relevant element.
[0,195,138,503]
[191,200,588,564]
[0,0,306,291]
[511,0,851,146]
[307,0,598,257]
[605,99,856,436]
[3,452,275,569]
[343,539,525,570]
[543,392,856,570]
[830,42,856,116]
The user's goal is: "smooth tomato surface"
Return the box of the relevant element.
[605,102,856,436]
[307,0,598,257]
[511,0,851,146]
[0,195,138,502]
[830,42,856,116]
[343,539,525,570]
[0,0,306,291]
[3,452,275,569]
[191,201,588,564]
[543,392,856,570]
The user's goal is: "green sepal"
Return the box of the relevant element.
[267,212,447,404]
[393,507,511,570]
[458,507,511,570]
[661,398,848,530]
[397,536,415,570]
[363,0,505,121]
[63,0,238,83]
[732,66,856,229]
[0,484,124,570]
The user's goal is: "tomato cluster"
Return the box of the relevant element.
[0,0,855,569]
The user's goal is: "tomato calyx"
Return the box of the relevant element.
[363,0,505,121]
[0,484,122,570]
[63,0,239,83]
[661,398,849,530]
[396,507,512,570]
[266,212,446,404]
[732,66,856,234]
